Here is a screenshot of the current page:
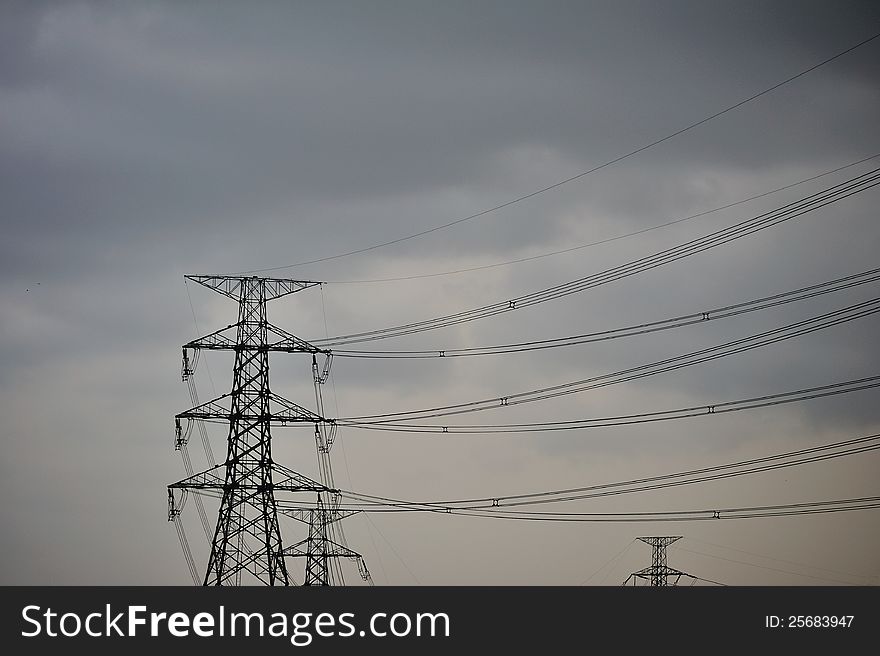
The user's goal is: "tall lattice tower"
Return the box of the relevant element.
[167,275,370,586]
[625,536,685,586]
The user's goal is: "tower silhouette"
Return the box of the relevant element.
[626,536,685,586]
[167,275,369,585]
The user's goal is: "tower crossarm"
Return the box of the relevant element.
[185,275,322,302]
[168,466,225,490]
[627,536,686,586]
[176,394,233,421]
[184,325,238,351]
[281,538,363,560]
[266,322,328,354]
[184,320,327,354]
[273,463,338,494]
[176,392,328,424]
[169,464,330,494]
[270,393,329,424]
[279,507,361,524]
[632,566,686,578]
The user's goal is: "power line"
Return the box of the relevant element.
[579,539,637,585]
[332,266,880,358]
[273,495,880,524]
[401,495,880,523]
[318,286,391,586]
[172,514,199,585]
[680,537,875,582]
[340,296,880,423]
[230,31,880,276]
[189,432,880,513]
[362,513,421,585]
[193,298,878,429]
[334,432,880,512]
[681,573,727,587]
[338,374,880,433]
[323,154,879,284]
[671,544,867,586]
[184,431,880,523]
[316,168,880,346]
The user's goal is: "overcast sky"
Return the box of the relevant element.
[2,1,879,586]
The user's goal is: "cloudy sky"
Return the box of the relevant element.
[2,1,879,586]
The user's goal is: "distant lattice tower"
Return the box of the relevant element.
[626,536,685,586]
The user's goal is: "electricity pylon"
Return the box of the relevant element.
[167,275,370,586]
[280,494,371,585]
[625,536,685,586]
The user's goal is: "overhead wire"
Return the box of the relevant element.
[670,544,868,586]
[323,153,879,284]
[181,281,220,543]
[188,297,880,430]
[170,491,200,585]
[333,432,880,511]
[182,432,880,514]
[680,573,727,586]
[173,517,199,585]
[579,538,637,585]
[320,287,388,586]
[230,31,880,276]
[681,536,875,581]
[385,495,880,523]
[339,296,880,423]
[272,495,880,523]
[182,437,880,524]
[331,266,880,358]
[316,167,880,346]
[338,374,880,433]
[363,513,421,585]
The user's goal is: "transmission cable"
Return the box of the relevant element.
[230,31,880,275]
[324,154,879,284]
[339,296,880,423]
[316,168,880,346]
[184,431,880,513]
[331,266,880,358]
[333,432,880,511]
[670,544,865,586]
[275,495,880,523]
[677,538,873,584]
[338,374,880,433]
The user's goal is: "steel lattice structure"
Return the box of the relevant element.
[167,275,370,586]
[626,536,686,586]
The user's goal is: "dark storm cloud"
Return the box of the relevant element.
[4,0,879,278]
